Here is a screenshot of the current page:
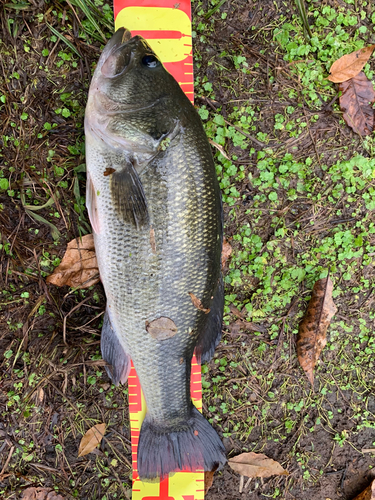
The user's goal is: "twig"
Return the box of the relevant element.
[239,474,244,493]
[244,477,252,489]
[223,118,267,148]
[0,446,14,479]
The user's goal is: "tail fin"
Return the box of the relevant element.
[137,405,226,481]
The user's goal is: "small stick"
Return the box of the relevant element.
[239,475,244,493]
[0,446,14,479]
[244,477,252,489]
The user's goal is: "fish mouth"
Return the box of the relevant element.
[121,28,132,43]
[101,28,151,79]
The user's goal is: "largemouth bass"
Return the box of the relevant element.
[85,28,226,480]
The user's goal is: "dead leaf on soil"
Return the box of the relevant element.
[21,487,65,500]
[297,277,337,386]
[46,234,99,289]
[204,467,217,494]
[229,305,267,334]
[353,479,375,500]
[228,452,288,478]
[231,319,266,335]
[78,423,106,457]
[146,316,178,340]
[229,304,244,318]
[188,292,210,314]
[221,239,232,269]
[339,72,375,136]
[208,139,230,160]
[328,45,375,83]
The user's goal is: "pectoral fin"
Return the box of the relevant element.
[86,171,101,234]
[101,307,131,385]
[110,162,149,229]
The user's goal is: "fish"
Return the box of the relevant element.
[84,27,226,481]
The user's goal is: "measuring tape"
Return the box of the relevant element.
[114,0,194,103]
[113,2,204,498]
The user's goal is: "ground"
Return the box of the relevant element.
[1,0,375,499]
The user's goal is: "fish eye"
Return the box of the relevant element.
[142,54,158,68]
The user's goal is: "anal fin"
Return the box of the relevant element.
[101,307,130,385]
[110,162,149,229]
[195,274,224,364]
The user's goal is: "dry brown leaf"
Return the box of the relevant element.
[230,319,267,336]
[36,387,44,405]
[328,45,375,83]
[78,423,106,457]
[204,469,216,494]
[146,316,178,340]
[188,292,210,314]
[229,305,267,334]
[339,72,375,136]
[103,167,116,176]
[21,488,65,500]
[221,239,232,269]
[229,304,244,318]
[46,234,99,289]
[208,139,230,160]
[353,479,375,500]
[228,452,288,478]
[297,277,337,386]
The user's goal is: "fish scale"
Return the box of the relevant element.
[85,28,226,480]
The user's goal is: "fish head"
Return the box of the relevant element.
[91,28,168,107]
[85,28,182,156]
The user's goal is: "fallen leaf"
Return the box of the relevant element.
[297,277,337,386]
[21,487,65,500]
[103,167,115,176]
[146,316,178,340]
[229,306,267,334]
[230,319,267,335]
[229,304,244,318]
[204,467,218,494]
[208,139,230,160]
[221,239,232,269]
[353,479,375,500]
[328,45,375,83]
[78,423,106,457]
[188,292,210,314]
[46,234,99,289]
[36,387,44,405]
[228,452,288,478]
[339,72,375,136]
